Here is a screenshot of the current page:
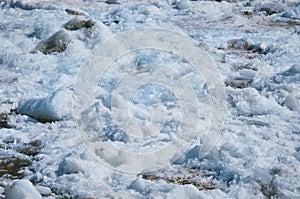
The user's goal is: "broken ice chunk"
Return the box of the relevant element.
[5,179,42,199]
[17,88,72,123]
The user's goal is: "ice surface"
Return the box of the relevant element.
[0,0,300,198]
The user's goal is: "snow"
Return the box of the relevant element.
[0,0,300,198]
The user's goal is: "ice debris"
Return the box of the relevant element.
[17,88,72,123]
[5,179,42,199]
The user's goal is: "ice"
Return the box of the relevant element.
[283,3,300,20]
[5,179,42,199]
[176,0,190,10]
[0,0,300,198]
[17,88,72,123]
[166,185,205,199]
[35,185,52,196]
[189,1,232,16]
[128,175,151,194]
[281,64,300,75]
[294,151,300,162]
[234,88,280,116]
[57,156,88,175]
[283,94,299,111]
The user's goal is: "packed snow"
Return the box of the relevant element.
[0,0,299,198]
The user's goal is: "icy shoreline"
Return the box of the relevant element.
[0,0,299,198]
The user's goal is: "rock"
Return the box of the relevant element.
[225,79,253,89]
[227,38,254,51]
[225,69,255,89]
[32,30,71,54]
[65,8,87,16]
[0,113,10,128]
[254,43,273,55]
[64,18,96,31]
[0,153,31,180]
[16,140,42,157]
[105,0,119,4]
[258,3,287,16]
[232,63,257,71]
[5,179,42,199]
[227,39,273,54]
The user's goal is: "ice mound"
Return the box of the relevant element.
[17,88,72,123]
[5,179,42,199]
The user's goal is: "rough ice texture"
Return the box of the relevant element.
[0,0,299,198]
